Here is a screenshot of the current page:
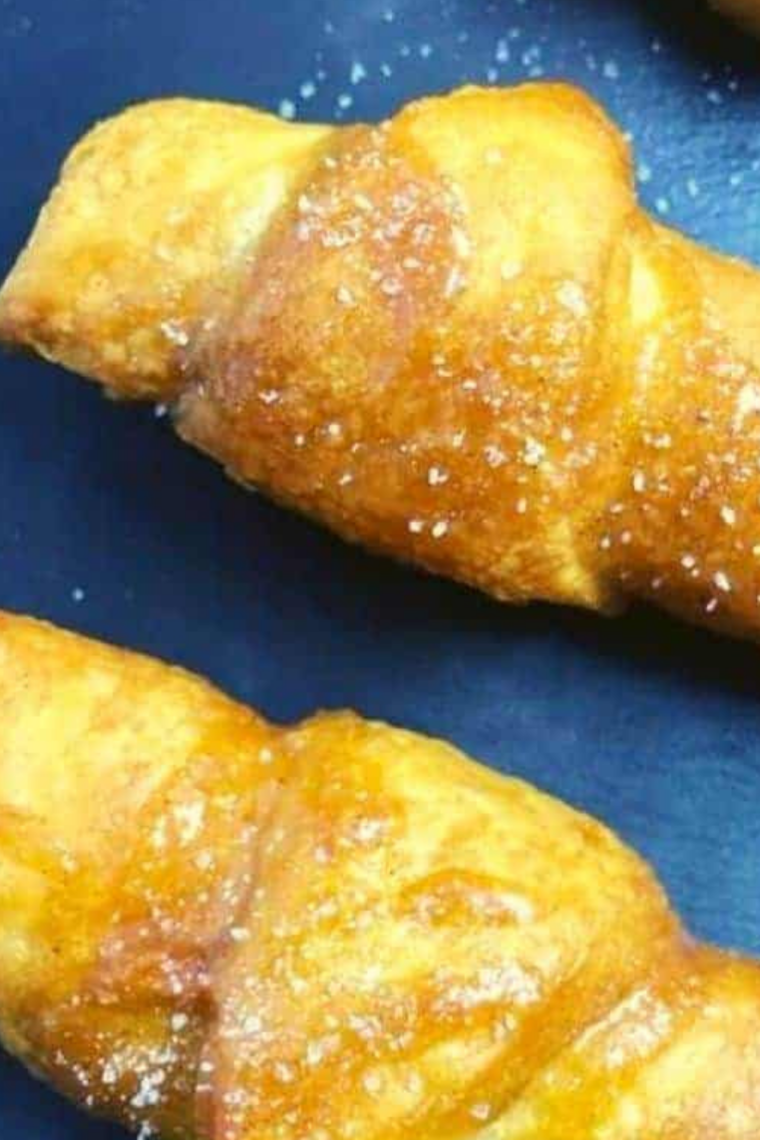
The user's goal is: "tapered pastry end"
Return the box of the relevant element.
[0,98,333,399]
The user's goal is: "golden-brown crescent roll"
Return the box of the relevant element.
[0,611,758,1138]
[3,85,760,638]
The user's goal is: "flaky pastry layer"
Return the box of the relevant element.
[0,611,758,1138]
[4,86,760,637]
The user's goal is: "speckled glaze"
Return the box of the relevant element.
[4,84,760,638]
[2,2,760,1138]
[1,613,759,1139]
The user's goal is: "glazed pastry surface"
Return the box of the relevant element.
[4,85,760,638]
[0,611,758,1138]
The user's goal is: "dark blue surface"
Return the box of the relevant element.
[2,0,760,1135]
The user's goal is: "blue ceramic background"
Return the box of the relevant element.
[1,0,760,1134]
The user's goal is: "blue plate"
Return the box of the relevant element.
[1,0,760,1135]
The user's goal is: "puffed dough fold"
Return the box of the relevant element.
[0,611,758,1138]
[4,85,760,637]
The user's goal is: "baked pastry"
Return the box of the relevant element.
[3,84,760,638]
[0,610,758,1138]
